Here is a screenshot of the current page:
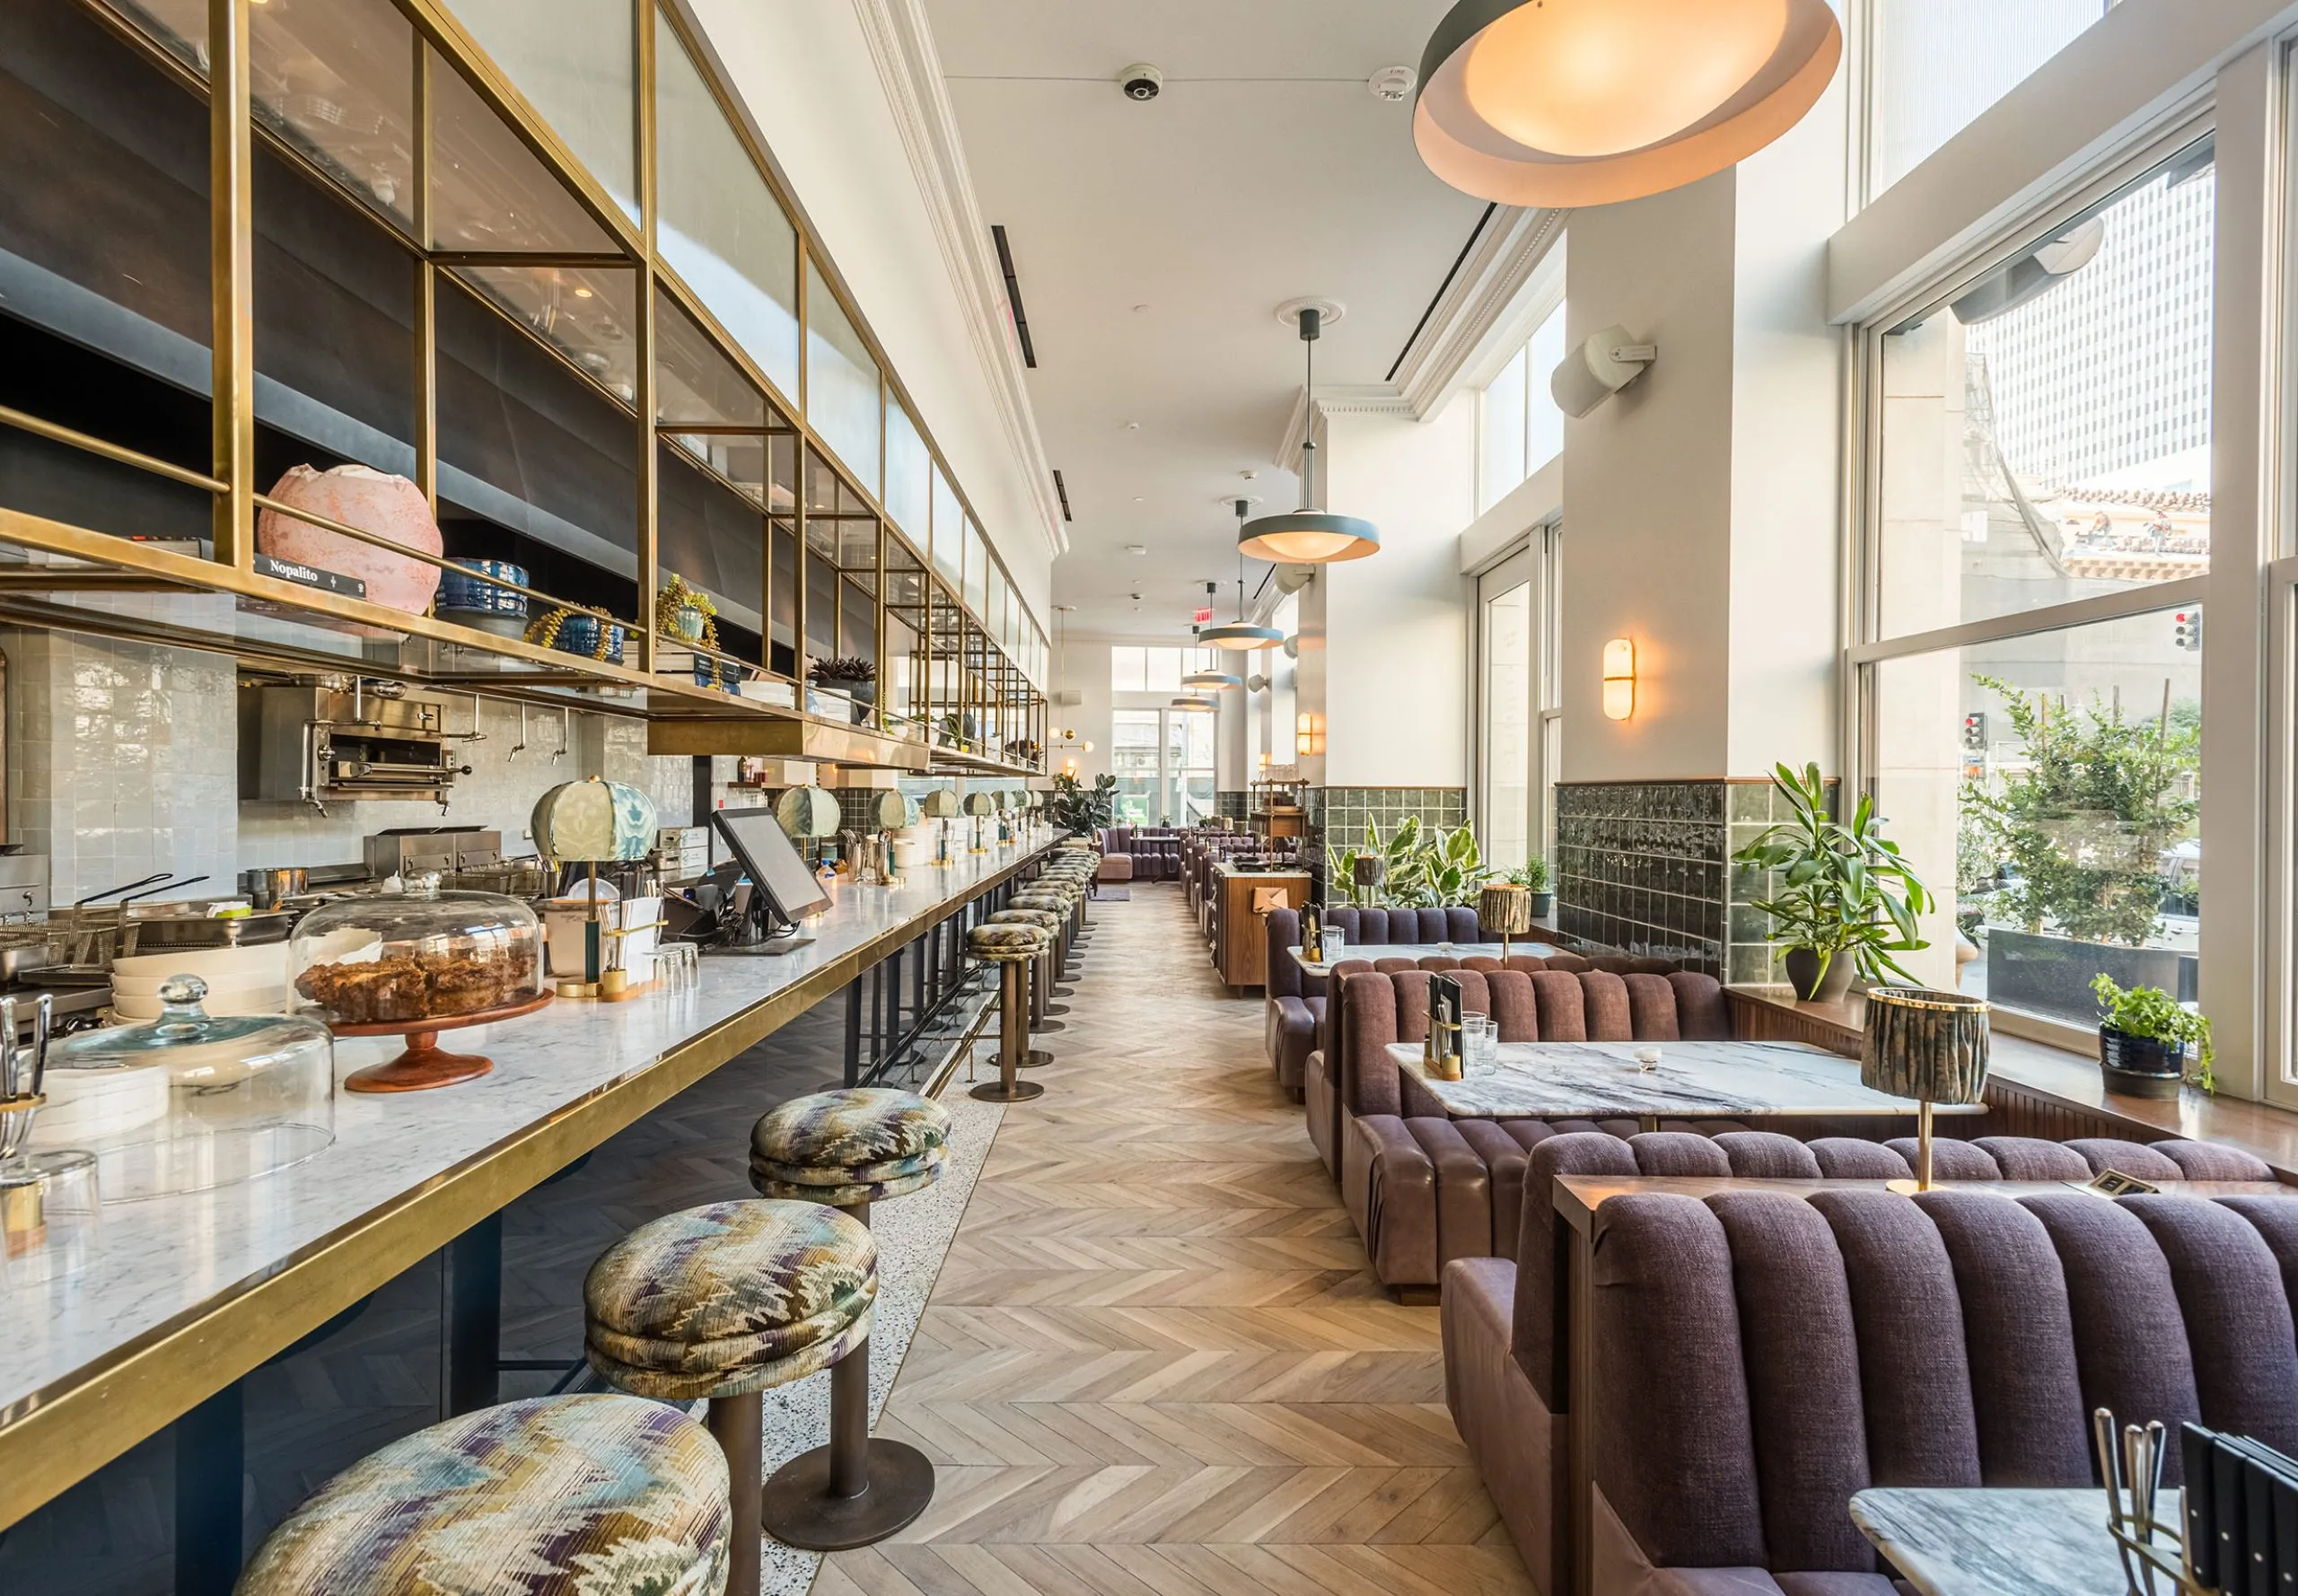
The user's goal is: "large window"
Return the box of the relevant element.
[1871,0,2117,199]
[1874,147,2213,639]
[1872,609,2200,1022]
[1478,529,1563,872]
[1478,303,1567,513]
[1109,706,1215,825]
[1860,143,2212,1037]
[1110,646,1219,693]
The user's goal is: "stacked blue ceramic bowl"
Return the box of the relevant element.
[438,559,530,638]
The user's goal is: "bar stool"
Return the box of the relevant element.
[745,1088,948,1548]
[233,1394,730,1595]
[583,1199,880,1588]
[1010,889,1081,991]
[967,923,1047,1103]
[987,907,1066,1043]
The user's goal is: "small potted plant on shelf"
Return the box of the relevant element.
[1732,761,1932,1002]
[656,573,716,645]
[1511,857,1555,918]
[808,656,876,723]
[2091,974,2215,1097]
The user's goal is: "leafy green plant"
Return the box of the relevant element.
[1500,857,1552,893]
[2092,973,2215,1092]
[1048,770,1117,837]
[1961,677,2197,946]
[1334,818,1489,908]
[1731,761,1932,989]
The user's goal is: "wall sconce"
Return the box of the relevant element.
[1601,638,1636,721]
[1294,712,1325,757]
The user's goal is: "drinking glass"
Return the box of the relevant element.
[1323,927,1345,960]
[1460,1012,1495,1076]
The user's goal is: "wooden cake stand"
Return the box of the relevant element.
[335,991,556,1093]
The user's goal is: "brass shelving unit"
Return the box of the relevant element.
[0,0,1048,772]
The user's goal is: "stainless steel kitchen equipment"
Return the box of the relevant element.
[238,868,309,909]
[364,828,505,882]
[239,684,472,812]
[0,855,48,924]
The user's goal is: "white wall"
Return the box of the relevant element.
[687,0,1057,620]
[1558,67,1846,785]
[1315,399,1478,786]
[1560,171,1741,784]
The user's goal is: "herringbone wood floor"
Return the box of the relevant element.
[815,887,1534,1596]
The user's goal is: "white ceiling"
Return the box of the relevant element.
[922,0,1489,641]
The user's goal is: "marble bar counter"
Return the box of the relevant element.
[0,836,1066,1530]
[1850,1487,2138,1596]
[1390,1039,1992,1120]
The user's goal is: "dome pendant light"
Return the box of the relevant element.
[1182,668,1242,689]
[1239,308,1381,565]
[1413,0,1841,206]
[1198,522,1284,650]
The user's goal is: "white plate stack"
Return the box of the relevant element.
[110,943,294,1019]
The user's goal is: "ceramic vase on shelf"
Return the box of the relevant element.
[256,463,443,614]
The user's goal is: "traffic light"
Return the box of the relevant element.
[2174,609,2203,652]
[1961,713,1987,754]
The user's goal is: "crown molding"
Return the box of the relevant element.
[1391,206,1568,417]
[1273,383,1417,469]
[851,0,1067,560]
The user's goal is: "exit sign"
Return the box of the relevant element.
[1193,606,1213,624]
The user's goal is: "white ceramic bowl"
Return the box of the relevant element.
[112,944,292,981]
[111,987,289,1020]
[110,967,290,997]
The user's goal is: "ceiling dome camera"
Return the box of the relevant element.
[1119,64,1162,101]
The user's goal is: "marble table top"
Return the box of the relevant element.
[0,837,1064,1521]
[1851,1486,2150,1596]
[1389,1039,1988,1118]
[1288,941,1561,977]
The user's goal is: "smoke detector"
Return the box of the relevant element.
[1368,66,1417,103]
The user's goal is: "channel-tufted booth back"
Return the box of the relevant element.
[1583,1187,2298,1591]
[1326,905,1480,945]
[1504,1129,2276,1413]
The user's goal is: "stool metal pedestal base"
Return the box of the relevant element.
[761,1340,934,1552]
[1032,1018,1067,1033]
[1021,1048,1053,1067]
[1044,1003,1072,1016]
[971,1077,1046,1101]
[761,1438,934,1552]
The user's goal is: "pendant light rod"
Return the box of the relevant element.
[1238,304,1380,565]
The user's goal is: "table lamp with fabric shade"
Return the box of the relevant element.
[531,777,659,998]
[1352,854,1385,906]
[922,788,960,864]
[1479,883,1533,960]
[1860,987,1990,1193]
[961,791,994,853]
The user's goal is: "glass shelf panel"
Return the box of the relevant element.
[653,9,798,399]
[805,257,880,495]
[656,286,766,432]
[442,0,637,222]
[455,263,637,405]
[428,43,615,253]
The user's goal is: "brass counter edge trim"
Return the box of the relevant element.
[0,843,1057,1529]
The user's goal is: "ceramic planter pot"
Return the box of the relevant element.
[2099,1024,2186,1099]
[256,464,443,614]
[1529,891,1555,917]
[668,604,707,643]
[1785,946,1855,1003]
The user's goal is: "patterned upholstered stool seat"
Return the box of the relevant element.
[584,1200,876,1402]
[233,1394,730,1596]
[988,908,1065,934]
[750,1088,952,1206]
[969,923,1047,959]
[1010,892,1072,913]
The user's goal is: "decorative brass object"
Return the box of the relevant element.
[1861,987,1989,1192]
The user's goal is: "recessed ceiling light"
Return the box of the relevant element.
[1124,421,1142,431]
[1134,303,1151,312]
[1125,544,1146,555]
[573,286,594,298]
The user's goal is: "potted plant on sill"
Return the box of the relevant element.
[1732,761,1932,1002]
[1514,856,1555,918]
[2091,973,2215,1097]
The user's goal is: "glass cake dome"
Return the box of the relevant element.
[289,875,543,1027]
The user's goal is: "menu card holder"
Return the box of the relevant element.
[1426,974,1463,1082]
[1302,903,1323,965]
